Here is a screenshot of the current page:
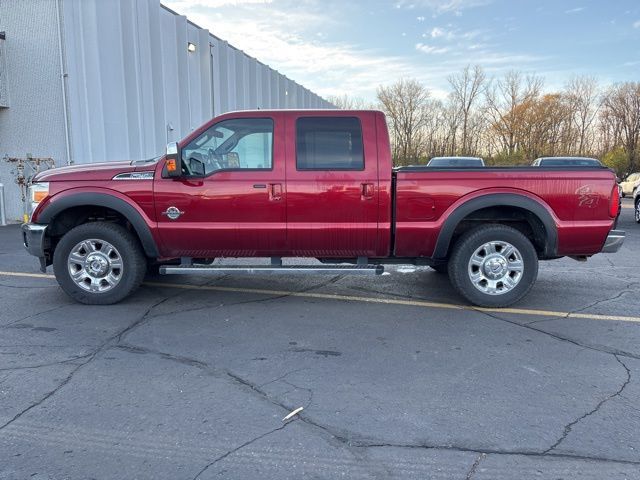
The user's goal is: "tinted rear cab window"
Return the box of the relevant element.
[296,117,364,170]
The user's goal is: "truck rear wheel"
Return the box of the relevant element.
[448,224,538,307]
[53,222,147,305]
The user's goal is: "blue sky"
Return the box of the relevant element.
[164,0,640,101]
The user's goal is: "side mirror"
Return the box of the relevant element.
[188,157,206,177]
[165,142,181,178]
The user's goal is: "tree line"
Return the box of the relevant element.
[328,67,640,176]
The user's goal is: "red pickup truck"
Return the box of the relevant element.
[22,110,624,307]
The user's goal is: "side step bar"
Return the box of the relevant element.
[160,264,385,275]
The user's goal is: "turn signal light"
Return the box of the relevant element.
[32,190,48,203]
[166,159,177,172]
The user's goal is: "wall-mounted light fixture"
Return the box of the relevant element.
[187,42,196,53]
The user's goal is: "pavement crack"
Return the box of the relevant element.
[191,423,289,480]
[475,309,640,361]
[113,344,210,369]
[85,343,640,468]
[258,368,308,388]
[465,453,486,480]
[0,295,174,433]
[568,283,639,315]
[281,379,314,410]
[356,442,640,466]
[115,294,175,343]
[0,353,92,372]
[543,355,632,454]
[2,304,69,329]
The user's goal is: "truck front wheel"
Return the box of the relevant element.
[53,222,147,305]
[448,225,538,307]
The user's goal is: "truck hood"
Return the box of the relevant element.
[33,160,146,182]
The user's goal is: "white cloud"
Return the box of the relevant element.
[415,43,449,54]
[395,0,492,15]
[417,16,425,21]
[425,27,485,41]
[565,7,584,14]
[633,20,640,28]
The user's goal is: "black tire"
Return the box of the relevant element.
[635,198,640,224]
[53,222,147,305]
[430,263,449,274]
[448,224,538,307]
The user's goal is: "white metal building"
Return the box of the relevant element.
[0,0,332,221]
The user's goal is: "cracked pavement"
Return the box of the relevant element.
[0,200,639,479]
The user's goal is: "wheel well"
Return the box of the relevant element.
[46,206,139,256]
[448,206,549,258]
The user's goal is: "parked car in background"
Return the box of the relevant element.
[532,157,602,167]
[620,172,640,198]
[426,156,485,167]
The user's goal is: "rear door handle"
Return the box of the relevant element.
[269,183,282,201]
[361,183,375,200]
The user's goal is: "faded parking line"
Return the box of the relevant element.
[1,270,639,324]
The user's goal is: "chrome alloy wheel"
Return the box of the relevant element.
[67,239,123,293]
[635,200,640,223]
[468,241,524,295]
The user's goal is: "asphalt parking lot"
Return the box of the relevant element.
[1,200,639,480]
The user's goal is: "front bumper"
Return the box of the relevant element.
[601,229,625,253]
[22,223,48,258]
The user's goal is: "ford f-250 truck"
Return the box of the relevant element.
[22,110,624,307]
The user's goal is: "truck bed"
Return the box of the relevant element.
[392,166,617,258]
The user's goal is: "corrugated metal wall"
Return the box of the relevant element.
[0,0,332,220]
[0,0,69,221]
[61,0,333,164]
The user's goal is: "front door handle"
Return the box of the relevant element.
[269,183,282,201]
[361,183,375,200]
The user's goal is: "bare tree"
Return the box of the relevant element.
[377,79,431,165]
[485,71,543,155]
[565,76,600,155]
[448,65,486,154]
[372,71,637,167]
[326,94,370,110]
[601,82,640,172]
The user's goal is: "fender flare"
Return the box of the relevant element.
[432,193,558,259]
[36,192,159,257]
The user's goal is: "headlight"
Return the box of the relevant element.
[27,182,49,220]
